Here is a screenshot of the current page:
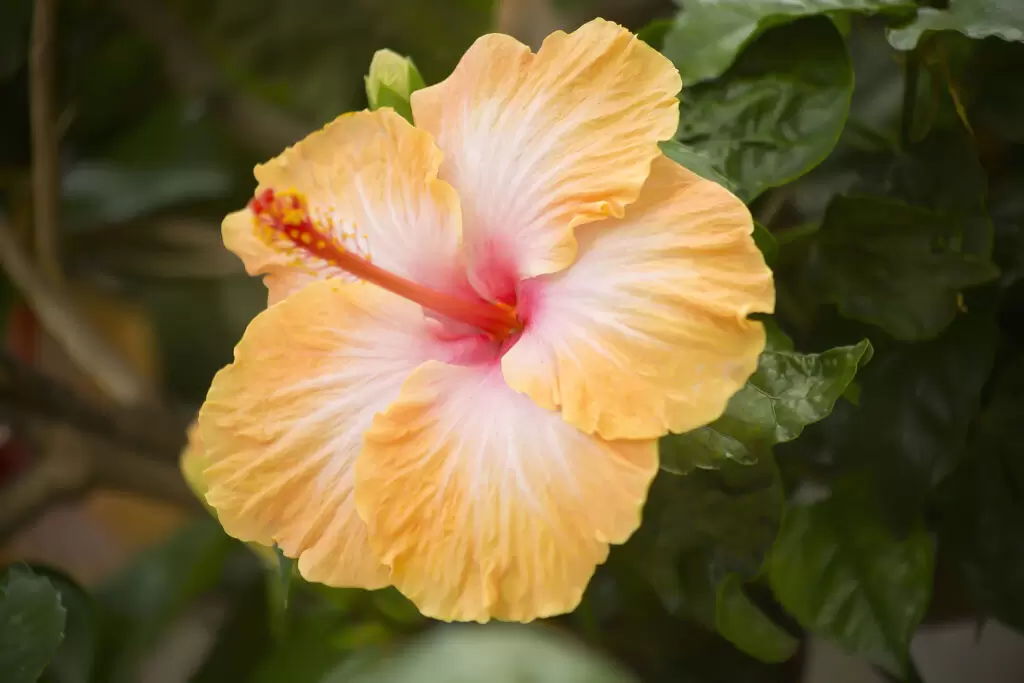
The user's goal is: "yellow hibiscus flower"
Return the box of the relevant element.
[197,19,774,623]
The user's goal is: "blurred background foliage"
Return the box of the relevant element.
[2,0,1024,682]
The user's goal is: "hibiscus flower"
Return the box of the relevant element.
[197,18,774,623]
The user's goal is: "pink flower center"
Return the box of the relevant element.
[249,189,523,342]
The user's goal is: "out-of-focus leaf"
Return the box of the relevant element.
[251,615,363,683]
[63,103,238,231]
[94,519,238,683]
[676,18,853,202]
[0,566,66,683]
[33,569,96,683]
[637,18,673,50]
[936,359,1024,631]
[753,223,778,266]
[768,493,934,675]
[190,575,271,683]
[661,340,871,474]
[272,545,295,610]
[716,574,799,664]
[815,195,998,340]
[134,275,265,402]
[663,0,912,85]
[341,625,638,683]
[888,0,1024,50]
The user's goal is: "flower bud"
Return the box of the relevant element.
[364,49,426,123]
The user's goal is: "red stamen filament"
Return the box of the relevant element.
[249,189,521,340]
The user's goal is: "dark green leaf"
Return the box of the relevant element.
[190,576,271,683]
[716,574,799,664]
[0,566,66,683]
[888,0,1024,50]
[342,625,639,683]
[637,18,673,50]
[676,18,853,201]
[94,519,239,683]
[272,544,295,610]
[768,493,934,675]
[627,459,790,662]
[660,139,738,195]
[663,0,913,85]
[816,195,999,340]
[754,223,779,266]
[33,569,96,683]
[661,340,872,474]
[936,359,1024,631]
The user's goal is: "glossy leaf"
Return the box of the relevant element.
[716,574,799,664]
[661,340,872,474]
[342,625,638,683]
[816,195,999,340]
[664,0,913,85]
[888,0,1024,50]
[768,494,934,675]
[0,566,66,683]
[676,18,853,201]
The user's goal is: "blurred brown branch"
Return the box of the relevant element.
[0,422,200,540]
[0,218,154,407]
[29,0,60,282]
[0,352,198,539]
[111,0,311,156]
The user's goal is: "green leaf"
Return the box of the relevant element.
[0,566,67,683]
[94,519,239,683]
[342,625,639,683]
[637,18,673,50]
[675,18,854,201]
[661,339,872,474]
[660,139,738,195]
[628,458,791,662]
[663,0,913,85]
[935,359,1024,631]
[716,574,799,664]
[33,569,96,683]
[888,0,1024,51]
[768,494,934,675]
[273,544,296,610]
[816,195,999,340]
[753,223,779,266]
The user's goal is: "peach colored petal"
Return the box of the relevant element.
[355,361,658,622]
[226,109,463,304]
[502,155,775,441]
[198,279,449,588]
[412,19,681,299]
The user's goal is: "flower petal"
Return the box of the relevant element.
[355,361,658,622]
[198,278,446,588]
[411,19,681,298]
[502,155,775,441]
[226,109,463,303]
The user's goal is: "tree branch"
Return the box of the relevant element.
[0,217,155,407]
[0,421,201,540]
[29,0,61,283]
[110,0,310,156]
